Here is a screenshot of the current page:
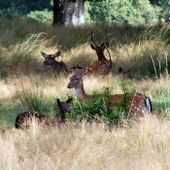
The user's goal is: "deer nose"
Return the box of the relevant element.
[67,83,72,89]
[44,61,48,65]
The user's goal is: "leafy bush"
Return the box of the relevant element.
[85,0,163,24]
[27,9,52,24]
[0,0,51,18]
[68,84,130,124]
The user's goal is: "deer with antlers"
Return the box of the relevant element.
[87,31,114,74]
[67,66,152,121]
[15,97,73,129]
[41,51,69,73]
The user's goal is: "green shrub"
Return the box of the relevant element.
[27,9,52,24]
[85,0,163,24]
[0,0,51,18]
[68,84,130,124]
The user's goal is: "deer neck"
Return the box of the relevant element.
[75,80,89,101]
[58,109,66,123]
[96,51,107,62]
[52,60,60,69]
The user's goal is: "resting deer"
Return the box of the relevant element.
[87,31,114,74]
[67,67,152,121]
[41,51,69,73]
[15,97,73,129]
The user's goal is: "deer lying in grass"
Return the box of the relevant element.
[41,51,69,73]
[67,67,152,121]
[15,97,73,129]
[87,31,114,74]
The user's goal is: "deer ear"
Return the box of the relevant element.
[41,52,48,58]
[90,43,96,50]
[57,98,61,107]
[118,67,123,73]
[66,97,73,103]
[54,51,61,58]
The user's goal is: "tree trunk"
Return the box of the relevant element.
[53,0,65,25]
[64,0,85,26]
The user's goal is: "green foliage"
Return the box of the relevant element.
[0,0,169,25]
[85,0,165,24]
[68,84,130,124]
[67,98,85,121]
[118,81,129,112]
[0,0,52,18]
[85,0,114,23]
[158,0,170,22]
[27,9,53,24]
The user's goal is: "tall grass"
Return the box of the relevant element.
[0,17,170,169]
[0,116,170,169]
[16,84,53,114]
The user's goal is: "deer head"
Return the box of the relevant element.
[41,51,69,73]
[91,31,111,59]
[67,66,87,89]
[90,31,113,73]
[41,51,61,66]
[57,97,73,123]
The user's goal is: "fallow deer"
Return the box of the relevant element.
[67,67,152,121]
[15,97,73,129]
[87,31,114,74]
[41,51,69,73]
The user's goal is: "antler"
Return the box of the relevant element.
[104,29,112,69]
[91,30,97,46]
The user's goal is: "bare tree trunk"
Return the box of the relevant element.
[53,0,65,25]
[64,0,85,26]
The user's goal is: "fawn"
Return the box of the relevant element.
[15,97,73,129]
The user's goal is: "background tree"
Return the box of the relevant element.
[53,0,65,25]
[0,0,169,25]
[0,0,51,17]
[64,0,85,26]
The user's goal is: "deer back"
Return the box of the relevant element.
[88,60,112,74]
[110,92,152,120]
[15,112,53,129]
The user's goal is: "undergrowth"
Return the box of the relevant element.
[68,82,130,124]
